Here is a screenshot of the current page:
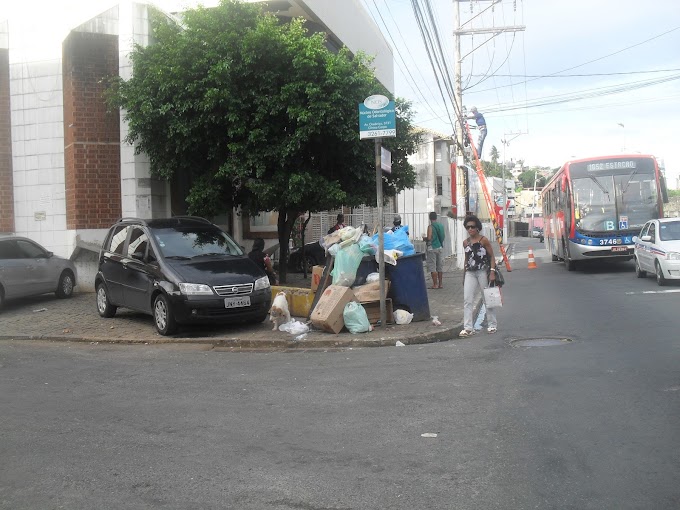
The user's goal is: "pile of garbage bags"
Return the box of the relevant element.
[322,225,415,287]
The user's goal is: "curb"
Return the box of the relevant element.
[0,324,463,350]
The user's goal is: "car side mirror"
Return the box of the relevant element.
[641,235,652,242]
[46,251,53,258]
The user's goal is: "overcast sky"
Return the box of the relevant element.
[2,0,679,187]
[361,0,680,188]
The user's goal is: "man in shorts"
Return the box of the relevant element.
[423,211,445,288]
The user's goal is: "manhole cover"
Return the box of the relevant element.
[510,337,572,347]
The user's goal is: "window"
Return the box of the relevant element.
[0,240,23,259]
[108,226,130,255]
[436,176,443,196]
[16,240,47,258]
[648,222,656,243]
[126,228,149,258]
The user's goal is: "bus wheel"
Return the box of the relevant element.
[563,241,576,271]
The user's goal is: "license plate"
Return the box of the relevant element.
[224,296,251,308]
[611,246,628,253]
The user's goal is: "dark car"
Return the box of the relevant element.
[95,217,272,335]
[0,236,77,308]
[288,241,326,272]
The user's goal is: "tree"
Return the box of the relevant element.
[110,0,419,282]
[489,145,499,167]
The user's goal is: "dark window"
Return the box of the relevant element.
[16,240,46,258]
[126,228,148,258]
[0,240,23,259]
[436,176,443,196]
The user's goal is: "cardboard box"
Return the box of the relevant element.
[310,285,355,334]
[352,280,390,303]
[360,299,393,325]
[311,265,325,292]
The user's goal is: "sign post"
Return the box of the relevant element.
[359,95,396,327]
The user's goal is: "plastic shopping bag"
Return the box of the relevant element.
[331,243,364,286]
[372,226,415,256]
[343,301,372,334]
[483,286,503,308]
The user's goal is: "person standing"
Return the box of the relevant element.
[248,238,278,285]
[467,106,487,158]
[327,213,346,235]
[460,215,497,337]
[390,214,404,232]
[423,211,445,289]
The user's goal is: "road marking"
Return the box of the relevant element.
[625,289,680,295]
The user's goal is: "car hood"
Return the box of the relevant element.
[165,256,266,285]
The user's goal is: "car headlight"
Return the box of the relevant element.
[254,276,271,291]
[667,252,680,261]
[178,283,214,295]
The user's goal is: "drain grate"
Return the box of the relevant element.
[510,337,572,348]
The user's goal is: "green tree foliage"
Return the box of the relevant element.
[109,0,418,281]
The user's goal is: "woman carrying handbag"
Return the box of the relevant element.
[460,215,498,337]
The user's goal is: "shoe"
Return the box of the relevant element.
[459,329,474,338]
[487,327,497,334]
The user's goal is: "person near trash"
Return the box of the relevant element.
[423,211,445,289]
[248,238,278,285]
[390,214,406,233]
[467,106,487,158]
[327,213,346,235]
[460,214,497,337]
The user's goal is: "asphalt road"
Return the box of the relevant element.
[1,238,679,509]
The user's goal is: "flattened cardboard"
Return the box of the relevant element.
[352,280,390,303]
[311,265,325,292]
[310,285,355,334]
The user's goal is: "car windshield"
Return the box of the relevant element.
[151,227,244,259]
[659,221,680,241]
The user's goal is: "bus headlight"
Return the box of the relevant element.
[254,276,270,291]
[667,252,680,261]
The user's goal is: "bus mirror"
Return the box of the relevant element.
[632,236,638,243]
[660,175,669,203]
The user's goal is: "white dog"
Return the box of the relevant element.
[269,291,291,331]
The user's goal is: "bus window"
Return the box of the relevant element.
[615,172,658,228]
[572,175,617,232]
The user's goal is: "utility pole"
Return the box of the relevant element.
[453,0,524,225]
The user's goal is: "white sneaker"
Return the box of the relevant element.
[459,329,474,338]
[487,327,497,334]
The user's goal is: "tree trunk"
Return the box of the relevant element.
[277,209,299,285]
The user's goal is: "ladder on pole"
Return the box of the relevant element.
[464,121,512,272]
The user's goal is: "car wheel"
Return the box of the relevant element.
[96,282,117,318]
[655,261,666,287]
[634,258,647,278]
[153,294,177,335]
[56,270,75,298]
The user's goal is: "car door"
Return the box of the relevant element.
[0,239,35,298]
[15,239,54,294]
[636,222,652,271]
[121,227,155,312]
[100,225,131,305]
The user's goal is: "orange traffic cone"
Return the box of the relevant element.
[527,247,538,269]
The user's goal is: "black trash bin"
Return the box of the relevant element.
[385,252,430,322]
[352,255,379,286]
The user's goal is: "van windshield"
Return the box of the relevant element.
[151,227,244,259]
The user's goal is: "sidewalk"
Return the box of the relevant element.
[0,263,465,349]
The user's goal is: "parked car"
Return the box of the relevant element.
[633,218,680,286]
[0,236,76,308]
[95,217,272,335]
[532,227,544,242]
[288,241,326,272]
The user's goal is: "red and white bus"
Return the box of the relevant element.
[542,155,668,270]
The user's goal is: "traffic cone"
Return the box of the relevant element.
[527,247,538,269]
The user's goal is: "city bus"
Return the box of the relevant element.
[542,154,668,270]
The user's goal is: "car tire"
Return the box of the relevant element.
[634,258,647,278]
[655,261,666,287]
[56,270,75,298]
[153,293,177,335]
[96,282,117,318]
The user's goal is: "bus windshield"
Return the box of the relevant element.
[573,170,657,232]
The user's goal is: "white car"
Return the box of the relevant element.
[633,218,680,286]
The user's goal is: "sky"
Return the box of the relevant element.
[360,0,680,188]
[2,0,679,188]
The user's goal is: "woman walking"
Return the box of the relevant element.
[460,215,497,337]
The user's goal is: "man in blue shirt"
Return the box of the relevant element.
[467,106,487,159]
